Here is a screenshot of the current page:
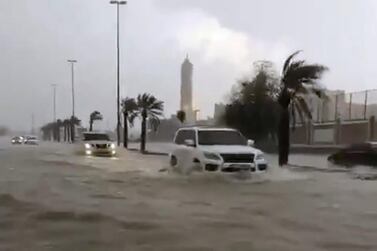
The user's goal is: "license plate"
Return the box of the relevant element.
[230,164,250,170]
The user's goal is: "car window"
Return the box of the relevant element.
[174,130,196,145]
[198,130,246,145]
[83,133,110,141]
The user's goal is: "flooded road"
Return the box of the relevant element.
[1,138,377,251]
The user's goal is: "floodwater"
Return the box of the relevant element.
[1,138,377,251]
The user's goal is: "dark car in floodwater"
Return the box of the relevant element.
[328,143,377,167]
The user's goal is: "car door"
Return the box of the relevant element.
[172,129,198,169]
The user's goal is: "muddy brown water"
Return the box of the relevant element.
[1,139,377,251]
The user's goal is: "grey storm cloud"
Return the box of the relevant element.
[1,0,377,130]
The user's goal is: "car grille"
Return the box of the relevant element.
[220,153,254,163]
[96,144,109,149]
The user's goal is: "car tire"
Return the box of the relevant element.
[170,156,178,167]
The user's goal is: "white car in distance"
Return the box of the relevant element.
[24,136,39,145]
[81,132,116,156]
[169,127,268,173]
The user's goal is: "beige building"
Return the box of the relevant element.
[180,56,195,123]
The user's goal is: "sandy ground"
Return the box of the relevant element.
[1,138,377,251]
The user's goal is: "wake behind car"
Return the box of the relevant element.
[169,127,268,173]
[24,136,39,145]
[81,132,116,156]
[11,136,24,144]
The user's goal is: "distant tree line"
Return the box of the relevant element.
[41,116,81,143]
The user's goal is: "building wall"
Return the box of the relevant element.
[313,124,334,144]
[291,125,307,144]
[339,121,369,145]
[291,119,374,145]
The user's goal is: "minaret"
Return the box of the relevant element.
[180,55,194,122]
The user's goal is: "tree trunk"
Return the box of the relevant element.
[278,108,290,166]
[278,87,291,167]
[67,126,71,143]
[57,127,60,142]
[140,113,147,153]
[123,112,128,149]
[71,123,75,143]
[89,120,93,132]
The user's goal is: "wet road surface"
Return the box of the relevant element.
[1,138,377,251]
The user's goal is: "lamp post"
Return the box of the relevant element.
[67,59,77,118]
[110,0,127,146]
[51,84,57,122]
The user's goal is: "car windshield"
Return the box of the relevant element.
[198,130,246,145]
[83,133,110,141]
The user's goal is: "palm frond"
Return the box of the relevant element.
[90,111,103,121]
[122,97,138,113]
[148,116,160,132]
[283,50,302,75]
[128,113,138,127]
[281,50,329,96]
[176,110,186,123]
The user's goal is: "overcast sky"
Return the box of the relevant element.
[1,0,377,131]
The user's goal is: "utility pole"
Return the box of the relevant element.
[67,60,77,118]
[31,113,35,135]
[51,84,57,122]
[110,0,127,146]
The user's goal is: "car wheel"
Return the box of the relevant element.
[170,156,178,167]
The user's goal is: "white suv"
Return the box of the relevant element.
[80,132,116,156]
[169,127,268,173]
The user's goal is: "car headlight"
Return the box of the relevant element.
[85,143,91,149]
[203,152,221,160]
[110,143,116,149]
[256,154,265,161]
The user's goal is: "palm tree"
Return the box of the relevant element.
[41,122,54,141]
[176,110,186,124]
[278,51,328,166]
[56,119,63,142]
[70,116,81,143]
[41,124,49,141]
[89,111,103,131]
[63,119,70,142]
[121,97,138,148]
[130,93,164,153]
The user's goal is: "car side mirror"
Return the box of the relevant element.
[184,139,196,147]
[247,139,254,147]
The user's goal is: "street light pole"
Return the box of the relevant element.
[51,84,57,122]
[67,59,77,118]
[110,0,127,146]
